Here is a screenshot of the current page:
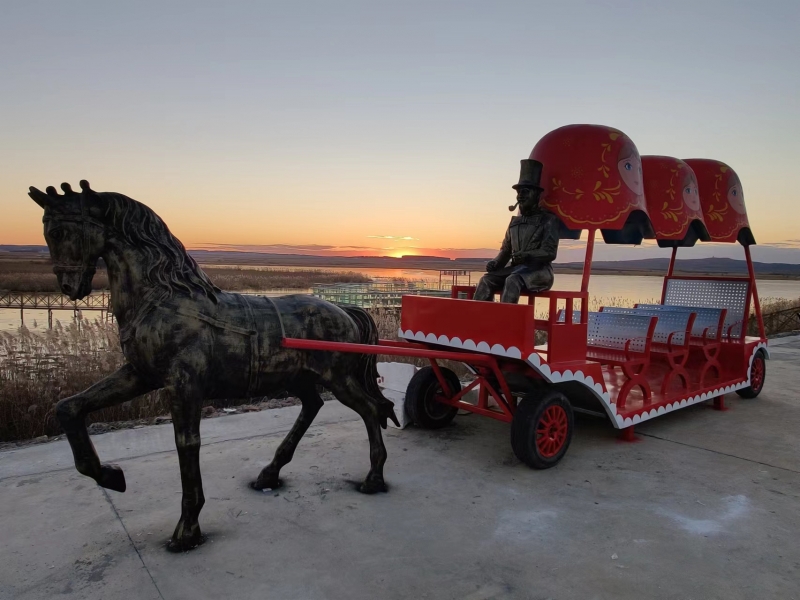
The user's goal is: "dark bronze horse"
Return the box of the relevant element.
[28,181,399,551]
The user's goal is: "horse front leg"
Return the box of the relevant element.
[56,363,156,492]
[165,382,206,552]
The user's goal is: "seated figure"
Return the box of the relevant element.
[474,159,560,303]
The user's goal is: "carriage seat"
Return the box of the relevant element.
[599,307,697,394]
[599,307,695,356]
[556,309,658,406]
[661,277,750,339]
[635,304,727,345]
[557,310,657,366]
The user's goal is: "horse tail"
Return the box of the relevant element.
[339,305,400,429]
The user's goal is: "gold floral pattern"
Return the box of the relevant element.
[660,164,686,225]
[553,131,626,203]
[550,179,621,204]
[592,180,621,203]
[706,203,728,222]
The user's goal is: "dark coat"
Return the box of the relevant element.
[491,211,560,292]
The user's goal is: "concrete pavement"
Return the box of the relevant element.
[1,336,799,600]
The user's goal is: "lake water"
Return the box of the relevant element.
[2,271,799,334]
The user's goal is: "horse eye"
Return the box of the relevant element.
[625,162,632,171]
[49,229,63,240]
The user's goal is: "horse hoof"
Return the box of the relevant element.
[98,464,126,493]
[356,479,388,495]
[166,533,205,553]
[249,477,282,492]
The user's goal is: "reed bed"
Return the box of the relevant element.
[0,317,167,442]
[0,260,110,292]
[1,296,797,443]
[202,267,371,290]
[750,297,800,336]
[0,260,371,292]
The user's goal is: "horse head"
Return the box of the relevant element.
[29,180,106,301]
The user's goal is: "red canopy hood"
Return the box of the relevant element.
[683,159,755,245]
[641,155,710,247]
[530,124,654,244]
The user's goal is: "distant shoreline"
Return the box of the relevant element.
[1,249,799,281]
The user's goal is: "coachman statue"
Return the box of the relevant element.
[474,159,560,303]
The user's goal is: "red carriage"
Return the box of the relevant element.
[284,124,768,469]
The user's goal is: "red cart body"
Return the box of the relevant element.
[287,124,768,468]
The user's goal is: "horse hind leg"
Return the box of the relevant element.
[324,375,389,494]
[251,378,324,491]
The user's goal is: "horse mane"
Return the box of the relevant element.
[99,192,220,302]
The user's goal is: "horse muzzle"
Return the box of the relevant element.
[55,266,96,300]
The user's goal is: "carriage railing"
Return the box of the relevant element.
[449,286,589,364]
[0,290,112,311]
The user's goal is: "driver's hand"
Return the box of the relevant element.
[486,260,498,272]
[511,251,528,265]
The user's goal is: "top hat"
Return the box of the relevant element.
[512,159,544,191]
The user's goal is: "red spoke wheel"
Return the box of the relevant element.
[511,390,574,469]
[405,366,460,429]
[736,349,767,399]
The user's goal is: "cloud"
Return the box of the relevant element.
[367,235,419,241]
[760,240,800,248]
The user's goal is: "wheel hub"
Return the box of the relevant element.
[536,405,568,458]
[751,356,765,391]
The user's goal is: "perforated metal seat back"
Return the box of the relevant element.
[587,312,652,353]
[555,309,582,324]
[601,307,691,346]
[637,304,724,338]
[663,279,748,338]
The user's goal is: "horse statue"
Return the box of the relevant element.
[28,180,399,552]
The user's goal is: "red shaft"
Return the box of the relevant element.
[281,337,500,365]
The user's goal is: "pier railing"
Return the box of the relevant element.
[0,291,112,328]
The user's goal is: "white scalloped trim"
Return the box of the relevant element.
[398,328,618,419]
[399,330,768,429]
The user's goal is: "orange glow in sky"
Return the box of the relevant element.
[1,3,798,259]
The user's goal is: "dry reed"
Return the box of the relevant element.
[0,317,167,442]
[0,260,371,293]
[202,267,371,290]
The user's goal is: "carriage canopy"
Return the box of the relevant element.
[530,124,655,244]
[682,159,755,245]
[641,155,711,248]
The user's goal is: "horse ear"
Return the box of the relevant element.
[28,186,52,209]
[79,180,95,193]
[60,182,74,194]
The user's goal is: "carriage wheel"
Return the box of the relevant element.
[405,366,460,429]
[736,349,767,399]
[510,390,574,469]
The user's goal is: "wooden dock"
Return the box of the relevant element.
[0,291,112,328]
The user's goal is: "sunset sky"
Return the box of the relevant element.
[1,1,798,260]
